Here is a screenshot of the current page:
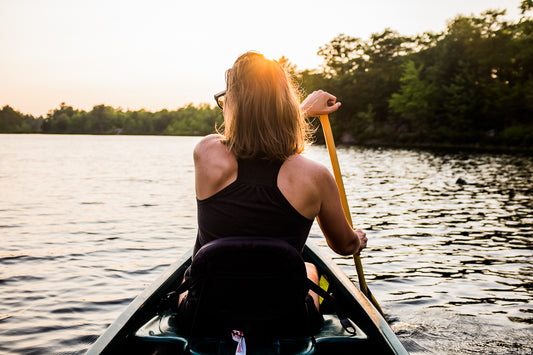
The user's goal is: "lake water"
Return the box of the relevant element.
[1,134,532,354]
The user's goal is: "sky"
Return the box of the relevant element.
[0,0,524,116]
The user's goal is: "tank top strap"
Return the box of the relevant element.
[237,159,283,186]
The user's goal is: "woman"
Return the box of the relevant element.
[192,51,367,311]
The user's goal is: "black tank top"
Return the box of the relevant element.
[194,159,314,256]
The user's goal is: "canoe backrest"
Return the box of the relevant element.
[175,237,323,342]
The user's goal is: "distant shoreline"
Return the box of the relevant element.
[2,132,530,154]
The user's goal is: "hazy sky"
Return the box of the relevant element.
[0,0,523,116]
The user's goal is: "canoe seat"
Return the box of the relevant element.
[135,312,369,354]
[135,311,188,352]
[314,314,369,353]
[136,311,316,354]
[187,337,315,355]
[133,237,371,354]
[174,237,323,339]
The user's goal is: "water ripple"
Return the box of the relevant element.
[1,136,531,354]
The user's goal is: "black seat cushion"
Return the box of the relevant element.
[175,237,323,341]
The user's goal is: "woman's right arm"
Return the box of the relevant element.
[301,90,367,255]
[300,90,341,117]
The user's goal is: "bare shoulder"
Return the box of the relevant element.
[194,134,237,199]
[194,134,235,165]
[194,134,225,159]
[284,154,332,182]
[283,154,338,198]
[279,154,334,219]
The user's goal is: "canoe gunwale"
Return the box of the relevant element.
[303,243,407,354]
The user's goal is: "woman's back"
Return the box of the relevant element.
[193,135,327,254]
[193,134,360,256]
[194,134,324,218]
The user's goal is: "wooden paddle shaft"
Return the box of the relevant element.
[319,114,385,317]
[318,115,353,227]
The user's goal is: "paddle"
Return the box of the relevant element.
[318,114,385,318]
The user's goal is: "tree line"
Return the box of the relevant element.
[1,1,532,149]
[0,103,223,136]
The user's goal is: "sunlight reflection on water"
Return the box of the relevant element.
[1,135,532,354]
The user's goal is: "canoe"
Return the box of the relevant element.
[87,241,408,354]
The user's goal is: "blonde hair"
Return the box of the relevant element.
[220,52,311,162]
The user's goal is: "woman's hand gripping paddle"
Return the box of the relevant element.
[318,114,386,318]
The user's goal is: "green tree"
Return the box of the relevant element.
[85,105,118,134]
[317,34,364,77]
[520,0,533,14]
[389,60,437,139]
[165,104,222,136]
[0,105,26,132]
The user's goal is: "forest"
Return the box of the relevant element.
[2,1,532,149]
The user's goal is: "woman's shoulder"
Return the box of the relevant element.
[281,154,335,194]
[285,153,332,180]
[194,134,230,160]
[194,134,238,199]
[193,134,237,171]
[278,153,335,219]
[194,134,223,152]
